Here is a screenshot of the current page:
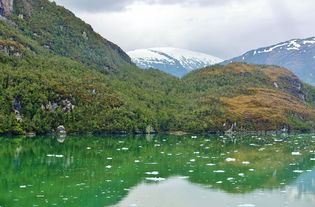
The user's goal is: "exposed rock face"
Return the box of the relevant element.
[0,41,23,57]
[281,76,307,102]
[0,0,14,16]
[146,125,156,134]
[62,99,75,112]
[56,125,67,135]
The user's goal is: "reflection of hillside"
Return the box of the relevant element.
[287,168,315,203]
[0,134,314,207]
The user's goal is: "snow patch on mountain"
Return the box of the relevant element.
[254,38,315,55]
[128,47,223,77]
[222,36,315,85]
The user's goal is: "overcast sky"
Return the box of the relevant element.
[52,0,315,59]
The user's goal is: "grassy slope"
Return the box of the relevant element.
[183,63,315,131]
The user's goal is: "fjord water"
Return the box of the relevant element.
[0,134,314,207]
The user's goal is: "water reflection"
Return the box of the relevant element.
[0,134,314,207]
[113,174,315,207]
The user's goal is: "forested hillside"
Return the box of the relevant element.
[0,0,315,135]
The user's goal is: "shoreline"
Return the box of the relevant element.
[0,129,314,137]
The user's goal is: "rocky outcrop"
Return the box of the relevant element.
[56,125,67,135]
[146,125,156,134]
[280,76,307,102]
[0,40,23,57]
[62,99,75,112]
[0,0,13,16]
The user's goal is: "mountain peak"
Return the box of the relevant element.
[128,47,223,77]
[222,37,315,85]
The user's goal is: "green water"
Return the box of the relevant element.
[0,134,315,207]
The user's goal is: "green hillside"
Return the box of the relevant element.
[0,0,314,135]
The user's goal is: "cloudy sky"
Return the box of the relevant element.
[52,0,315,59]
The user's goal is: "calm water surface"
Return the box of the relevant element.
[0,134,314,207]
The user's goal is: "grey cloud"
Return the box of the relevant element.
[52,0,134,12]
[53,0,249,12]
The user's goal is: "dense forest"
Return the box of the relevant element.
[0,0,315,135]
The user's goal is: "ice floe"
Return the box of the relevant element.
[145,171,159,175]
[145,177,165,182]
[226,158,236,162]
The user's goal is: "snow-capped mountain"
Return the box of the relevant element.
[222,37,315,85]
[127,47,223,77]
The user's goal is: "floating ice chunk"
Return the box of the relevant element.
[105,165,112,169]
[242,161,250,165]
[311,158,315,161]
[55,155,64,158]
[189,170,194,173]
[194,152,200,154]
[206,163,216,166]
[145,177,165,182]
[107,157,113,160]
[179,176,189,179]
[213,170,225,173]
[227,177,234,181]
[145,171,159,175]
[76,183,86,186]
[293,170,304,173]
[122,147,129,151]
[216,181,223,184]
[190,159,196,162]
[292,152,301,156]
[226,158,236,162]
[258,148,265,152]
[191,136,197,139]
[145,162,158,165]
[238,204,255,207]
[47,154,64,158]
[134,160,140,163]
[86,147,91,150]
[238,173,245,177]
[249,169,255,172]
[19,185,27,188]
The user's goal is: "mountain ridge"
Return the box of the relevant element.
[222,37,315,85]
[128,47,223,77]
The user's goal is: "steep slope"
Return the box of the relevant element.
[128,47,223,77]
[3,0,132,72]
[222,37,315,85]
[0,0,183,134]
